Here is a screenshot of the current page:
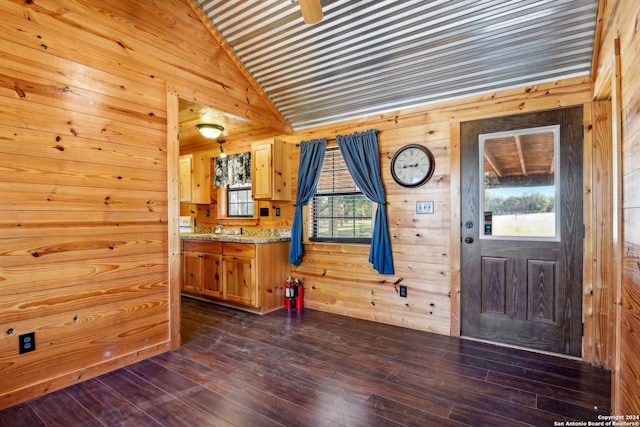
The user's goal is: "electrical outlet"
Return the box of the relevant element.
[205,208,210,217]
[416,201,434,214]
[399,285,407,298]
[275,207,281,216]
[19,332,35,354]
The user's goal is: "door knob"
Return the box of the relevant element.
[464,236,474,244]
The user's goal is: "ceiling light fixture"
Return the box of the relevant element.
[196,123,224,139]
[217,139,227,158]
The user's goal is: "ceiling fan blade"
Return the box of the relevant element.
[299,0,323,24]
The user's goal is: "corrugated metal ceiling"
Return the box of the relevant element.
[197,0,598,130]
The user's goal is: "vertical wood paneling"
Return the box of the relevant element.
[592,0,640,413]
[618,9,640,409]
[584,99,622,374]
[583,101,595,364]
[612,35,625,412]
[167,90,181,350]
[449,121,462,336]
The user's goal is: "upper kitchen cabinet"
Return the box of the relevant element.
[179,155,192,203]
[251,139,291,201]
[179,153,212,204]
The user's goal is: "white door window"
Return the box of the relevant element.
[479,125,560,241]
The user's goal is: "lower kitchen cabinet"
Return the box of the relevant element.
[182,249,202,294]
[223,255,254,306]
[201,252,223,298]
[222,242,256,306]
[181,239,289,314]
[181,241,223,298]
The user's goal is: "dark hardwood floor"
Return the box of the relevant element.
[0,297,611,426]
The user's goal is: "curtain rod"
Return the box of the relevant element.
[295,130,378,147]
[296,137,335,147]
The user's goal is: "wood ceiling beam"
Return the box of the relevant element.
[483,148,503,178]
[299,0,323,25]
[514,135,528,176]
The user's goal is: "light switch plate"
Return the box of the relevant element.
[416,201,434,214]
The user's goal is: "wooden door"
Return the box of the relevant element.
[460,107,583,356]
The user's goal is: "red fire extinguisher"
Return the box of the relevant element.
[285,277,294,310]
[294,279,303,310]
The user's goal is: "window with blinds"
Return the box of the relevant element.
[310,147,373,243]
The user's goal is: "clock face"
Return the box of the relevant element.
[390,144,435,187]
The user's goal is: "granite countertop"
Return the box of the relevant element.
[180,233,290,244]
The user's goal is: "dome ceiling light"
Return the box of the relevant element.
[196,123,224,139]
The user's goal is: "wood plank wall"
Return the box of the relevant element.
[1,0,635,413]
[0,0,287,409]
[592,0,640,415]
[283,77,595,337]
[182,74,617,370]
[178,8,619,386]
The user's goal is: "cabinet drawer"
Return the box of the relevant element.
[183,240,223,254]
[223,242,255,257]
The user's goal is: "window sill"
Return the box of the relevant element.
[304,241,371,251]
[309,238,371,244]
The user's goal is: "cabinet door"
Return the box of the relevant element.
[271,139,291,201]
[182,250,203,294]
[179,155,193,202]
[191,153,212,204]
[223,256,255,306]
[251,139,291,201]
[251,142,273,199]
[202,253,223,298]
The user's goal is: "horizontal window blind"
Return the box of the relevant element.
[311,148,372,242]
[316,148,357,194]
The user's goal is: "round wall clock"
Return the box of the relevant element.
[390,144,435,187]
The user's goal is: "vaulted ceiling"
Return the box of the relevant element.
[195,0,598,131]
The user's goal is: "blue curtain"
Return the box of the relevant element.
[289,138,327,265]
[336,130,394,274]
